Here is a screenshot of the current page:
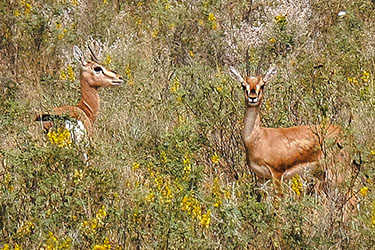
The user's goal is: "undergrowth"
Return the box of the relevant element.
[1,0,375,249]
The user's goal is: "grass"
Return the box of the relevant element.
[1,0,375,249]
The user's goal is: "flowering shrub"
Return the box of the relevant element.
[1,0,375,249]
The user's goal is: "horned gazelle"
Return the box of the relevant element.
[36,43,123,143]
[229,66,343,183]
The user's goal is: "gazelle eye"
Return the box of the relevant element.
[241,85,246,90]
[94,66,102,72]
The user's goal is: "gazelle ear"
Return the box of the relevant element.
[263,66,277,83]
[229,66,244,84]
[73,46,86,66]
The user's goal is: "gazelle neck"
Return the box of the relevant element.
[243,105,261,140]
[76,75,100,124]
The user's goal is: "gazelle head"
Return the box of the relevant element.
[73,45,123,88]
[230,66,277,107]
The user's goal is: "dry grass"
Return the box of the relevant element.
[1,0,375,249]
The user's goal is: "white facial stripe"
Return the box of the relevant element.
[256,84,260,94]
[102,68,117,79]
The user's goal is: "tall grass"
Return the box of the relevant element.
[1,0,375,249]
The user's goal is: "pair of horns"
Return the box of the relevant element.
[73,40,102,66]
[229,66,277,83]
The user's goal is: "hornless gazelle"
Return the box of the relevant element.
[229,66,344,184]
[36,43,123,144]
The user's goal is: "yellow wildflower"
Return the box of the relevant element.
[132,212,139,223]
[47,128,72,148]
[175,95,182,104]
[181,195,191,213]
[93,246,106,250]
[67,65,75,81]
[133,162,140,171]
[350,77,358,85]
[81,220,88,227]
[17,220,34,239]
[178,114,184,123]
[212,177,222,207]
[183,153,190,165]
[103,0,108,4]
[291,174,303,196]
[14,9,20,16]
[56,23,62,29]
[211,152,220,164]
[216,85,223,92]
[176,183,183,191]
[183,164,191,180]
[71,0,78,6]
[269,37,276,44]
[372,200,375,226]
[48,232,57,242]
[361,71,370,82]
[189,50,194,57]
[60,69,67,80]
[275,14,287,26]
[92,238,111,250]
[360,186,368,197]
[154,176,163,190]
[160,151,168,163]
[161,184,173,204]
[74,169,84,183]
[208,13,217,29]
[145,191,155,202]
[125,64,133,84]
[24,2,31,15]
[181,195,200,217]
[105,55,111,65]
[192,203,201,218]
[152,29,159,38]
[208,13,216,21]
[200,210,211,228]
[1,244,9,250]
[170,77,180,93]
[371,150,375,155]
[96,206,107,221]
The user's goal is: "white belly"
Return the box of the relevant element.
[65,120,86,143]
[250,162,273,179]
[282,162,318,181]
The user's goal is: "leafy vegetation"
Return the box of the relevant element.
[1,0,375,249]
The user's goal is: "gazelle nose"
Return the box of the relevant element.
[118,76,123,80]
[248,96,258,103]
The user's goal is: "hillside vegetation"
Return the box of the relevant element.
[1,0,375,249]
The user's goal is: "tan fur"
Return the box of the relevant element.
[37,46,123,135]
[233,69,342,182]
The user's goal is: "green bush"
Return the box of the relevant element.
[1,0,375,248]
